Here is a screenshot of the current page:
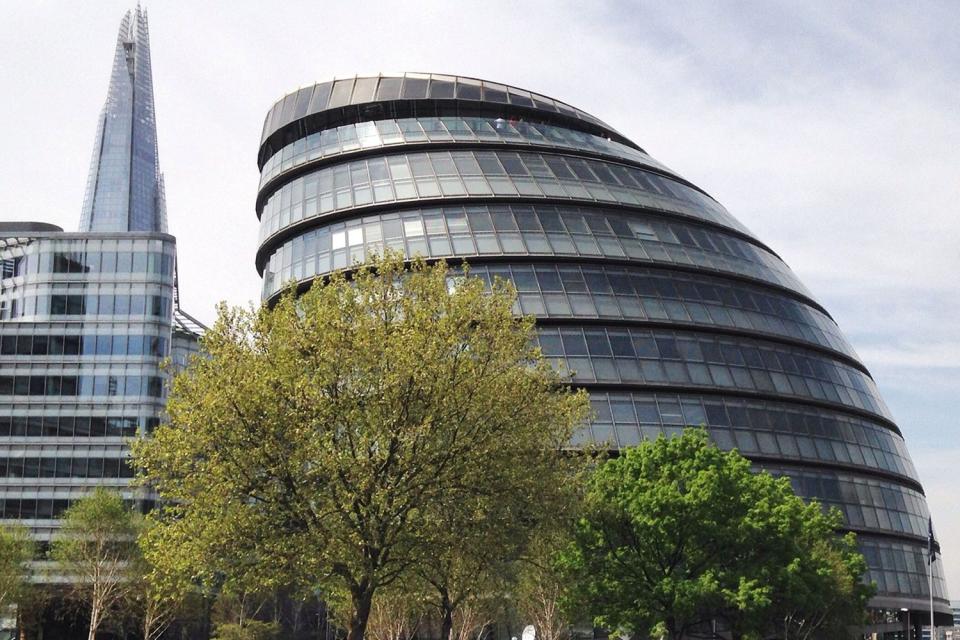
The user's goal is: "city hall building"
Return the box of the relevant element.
[252,73,950,628]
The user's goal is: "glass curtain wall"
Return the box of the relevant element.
[253,74,950,614]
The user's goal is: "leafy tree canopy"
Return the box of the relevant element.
[133,254,589,640]
[0,522,34,612]
[557,429,873,640]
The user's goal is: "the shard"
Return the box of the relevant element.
[79,5,166,233]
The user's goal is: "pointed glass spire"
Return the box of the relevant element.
[79,5,167,233]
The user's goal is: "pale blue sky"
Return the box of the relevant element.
[0,0,957,593]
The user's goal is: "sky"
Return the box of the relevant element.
[0,0,958,596]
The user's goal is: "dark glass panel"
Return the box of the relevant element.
[376,77,403,100]
[429,80,455,99]
[328,79,355,108]
[401,78,429,99]
[456,82,482,100]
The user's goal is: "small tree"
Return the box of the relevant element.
[0,524,34,624]
[50,488,141,640]
[366,588,426,640]
[129,537,186,640]
[515,532,572,640]
[134,254,590,640]
[558,429,872,640]
[13,581,49,640]
[134,576,177,640]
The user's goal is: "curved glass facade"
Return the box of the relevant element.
[256,149,753,246]
[258,116,675,190]
[255,74,949,614]
[260,205,812,300]
[0,231,175,541]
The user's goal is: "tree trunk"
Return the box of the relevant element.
[665,616,683,640]
[88,602,101,640]
[347,587,375,640]
[439,590,454,640]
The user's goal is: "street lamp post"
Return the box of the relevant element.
[928,517,938,640]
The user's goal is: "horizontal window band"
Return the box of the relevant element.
[597,446,920,494]
[748,456,924,495]
[255,150,756,249]
[266,253,831,320]
[534,316,868,376]
[581,390,915,479]
[257,116,675,194]
[257,140,710,215]
[257,198,778,280]
[570,382,901,437]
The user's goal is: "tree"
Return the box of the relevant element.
[417,540,507,640]
[49,488,141,640]
[132,570,179,640]
[365,587,426,640]
[414,480,532,640]
[129,519,193,640]
[515,531,573,640]
[133,254,590,640]
[557,429,872,640]
[13,580,49,640]
[0,524,34,624]
[770,531,872,639]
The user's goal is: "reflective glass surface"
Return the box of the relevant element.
[0,457,135,479]
[0,496,141,524]
[0,333,168,358]
[759,465,930,538]
[584,391,916,480]
[534,326,890,420]
[261,205,809,300]
[79,6,166,233]
[0,232,174,537]
[1,239,175,277]
[2,293,171,321]
[468,264,854,358]
[859,538,948,600]
[259,116,674,188]
[0,414,153,439]
[0,373,163,398]
[257,150,752,244]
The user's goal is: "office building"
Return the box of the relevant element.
[0,6,201,545]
